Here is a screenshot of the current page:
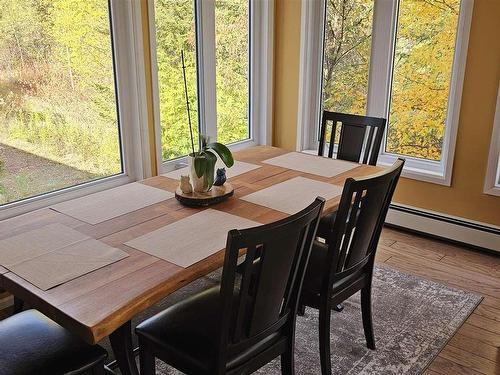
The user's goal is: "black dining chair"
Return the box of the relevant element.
[135,198,325,375]
[299,159,404,375]
[0,309,108,375]
[317,111,387,240]
[316,111,388,312]
[318,111,386,166]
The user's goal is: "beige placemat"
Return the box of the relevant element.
[241,176,343,214]
[9,239,129,290]
[263,152,358,177]
[162,160,261,180]
[51,182,174,224]
[0,223,89,268]
[125,209,260,267]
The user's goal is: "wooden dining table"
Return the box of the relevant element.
[0,146,381,375]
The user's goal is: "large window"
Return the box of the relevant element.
[300,0,471,184]
[152,0,259,168]
[0,0,122,205]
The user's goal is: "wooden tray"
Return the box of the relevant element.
[175,183,234,207]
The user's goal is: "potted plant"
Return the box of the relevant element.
[181,50,233,192]
[189,135,233,192]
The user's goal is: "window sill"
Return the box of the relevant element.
[483,185,500,197]
[377,153,450,186]
[0,174,133,221]
[302,149,451,186]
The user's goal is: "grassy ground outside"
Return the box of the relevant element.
[0,143,100,204]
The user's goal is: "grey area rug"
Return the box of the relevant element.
[102,265,481,374]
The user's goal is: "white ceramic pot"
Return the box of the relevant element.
[188,155,211,193]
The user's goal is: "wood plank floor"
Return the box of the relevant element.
[377,227,500,375]
[0,227,498,374]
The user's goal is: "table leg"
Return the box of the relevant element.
[109,321,139,375]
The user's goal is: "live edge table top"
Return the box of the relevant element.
[0,146,382,344]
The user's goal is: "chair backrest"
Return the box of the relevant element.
[318,111,386,166]
[325,159,404,286]
[217,198,325,364]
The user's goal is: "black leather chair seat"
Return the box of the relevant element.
[317,211,337,239]
[0,309,107,375]
[136,286,281,374]
[302,240,364,296]
[302,240,329,294]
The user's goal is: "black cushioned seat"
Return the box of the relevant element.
[136,286,281,374]
[317,211,336,239]
[302,240,365,296]
[0,309,107,375]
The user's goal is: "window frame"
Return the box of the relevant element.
[298,0,474,186]
[484,82,500,196]
[0,0,152,220]
[149,0,274,174]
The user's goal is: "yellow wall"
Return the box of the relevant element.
[273,0,500,226]
[273,0,302,150]
[141,0,158,176]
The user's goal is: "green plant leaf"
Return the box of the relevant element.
[207,142,234,167]
[194,155,207,178]
[205,151,217,189]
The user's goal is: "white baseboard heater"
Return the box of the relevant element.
[386,204,500,254]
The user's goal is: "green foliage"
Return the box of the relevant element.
[322,0,460,161]
[0,0,121,203]
[387,0,460,160]
[322,0,373,116]
[214,0,249,145]
[154,0,199,161]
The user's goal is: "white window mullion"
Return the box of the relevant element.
[366,0,398,119]
[111,0,152,181]
[297,0,325,152]
[196,0,217,142]
[249,0,274,146]
[439,0,474,185]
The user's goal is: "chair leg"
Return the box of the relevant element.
[361,286,376,350]
[297,304,306,316]
[280,338,295,375]
[138,339,156,375]
[318,303,332,375]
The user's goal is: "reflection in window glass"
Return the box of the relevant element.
[321,0,374,116]
[154,0,199,161]
[387,0,460,161]
[215,0,250,144]
[0,0,121,205]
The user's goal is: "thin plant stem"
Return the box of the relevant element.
[181,50,196,156]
